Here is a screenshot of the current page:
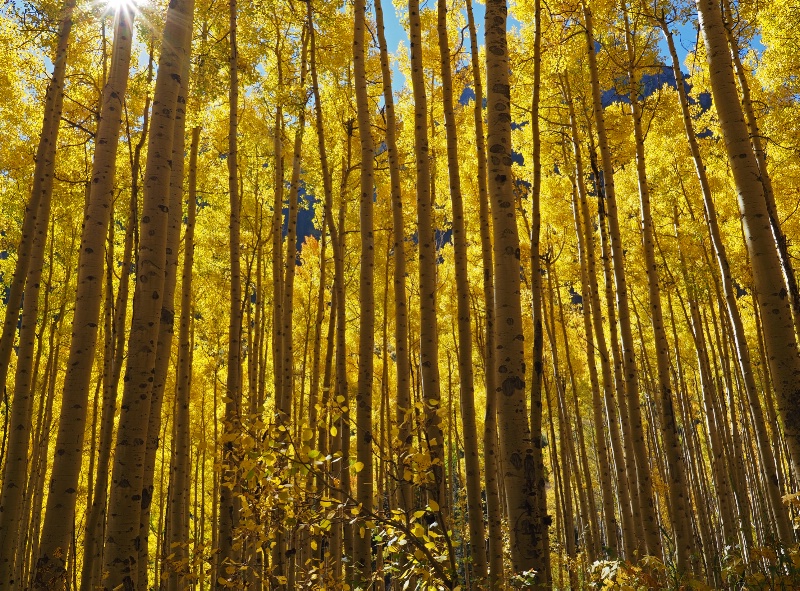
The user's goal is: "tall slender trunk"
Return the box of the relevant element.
[0,0,75,401]
[0,175,55,588]
[352,0,375,581]
[696,0,800,474]
[30,7,135,589]
[100,1,193,586]
[622,8,694,570]
[407,0,446,514]
[485,0,540,575]
[658,19,792,542]
[165,126,200,591]
[80,44,149,582]
[581,1,661,558]
[373,0,413,523]
[720,0,800,342]
[564,75,635,557]
[139,13,194,582]
[465,0,504,581]
[527,0,549,577]
[278,34,309,427]
[217,0,242,583]
[435,0,488,583]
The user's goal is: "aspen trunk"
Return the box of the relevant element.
[0,177,54,588]
[80,49,148,586]
[486,0,540,575]
[720,0,800,342]
[100,1,193,586]
[352,0,375,580]
[165,126,200,591]
[407,0,446,514]
[527,0,549,577]
[465,0,505,581]
[567,166,621,557]
[659,20,793,542]
[0,0,75,401]
[139,15,194,582]
[30,7,135,589]
[581,1,661,558]
[217,0,243,583]
[696,0,800,475]
[622,8,694,570]
[564,77,636,557]
[373,0,413,522]
[436,0,488,582]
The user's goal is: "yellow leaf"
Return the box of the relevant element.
[353,461,365,473]
[428,499,439,512]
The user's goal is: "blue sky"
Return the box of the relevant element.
[378,2,700,94]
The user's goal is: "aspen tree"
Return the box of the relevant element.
[217,0,242,582]
[564,75,635,557]
[80,45,150,586]
[18,287,64,589]
[272,95,284,415]
[465,0,505,581]
[622,6,694,570]
[352,0,375,578]
[580,1,661,558]
[165,126,201,591]
[721,0,800,342]
[405,0,447,515]
[567,174,620,557]
[553,269,599,563]
[674,237,738,548]
[29,6,135,588]
[696,0,800,474]
[0,188,54,587]
[543,274,579,590]
[373,0,413,519]
[0,0,75,401]
[486,0,540,576]
[139,13,194,581]
[101,0,194,585]
[279,32,308,427]
[527,0,550,575]
[307,7,342,533]
[435,0,488,582]
[304,7,329,570]
[657,19,793,542]
[542,264,579,589]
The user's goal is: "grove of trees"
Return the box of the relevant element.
[1,0,800,588]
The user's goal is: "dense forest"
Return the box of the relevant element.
[1,0,799,588]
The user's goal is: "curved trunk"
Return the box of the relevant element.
[30,7,135,589]
[100,1,193,586]
[658,19,792,543]
[0,0,75,401]
[696,0,800,476]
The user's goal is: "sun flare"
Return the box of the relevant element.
[105,0,138,11]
